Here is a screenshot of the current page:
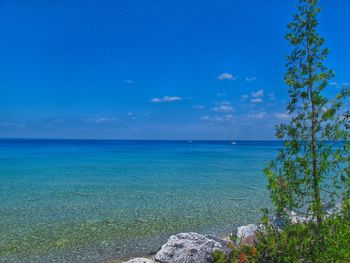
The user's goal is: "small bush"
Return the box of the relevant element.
[256,213,350,262]
[213,244,258,263]
[214,207,350,262]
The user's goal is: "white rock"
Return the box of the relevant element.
[286,202,342,225]
[236,224,258,244]
[287,211,311,224]
[325,202,342,216]
[124,258,155,263]
[155,232,224,263]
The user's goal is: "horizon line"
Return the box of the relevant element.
[0,137,281,142]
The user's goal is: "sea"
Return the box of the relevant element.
[0,139,282,262]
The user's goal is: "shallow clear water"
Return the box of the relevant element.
[0,140,280,262]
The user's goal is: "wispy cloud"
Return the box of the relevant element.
[245,77,257,82]
[219,101,231,105]
[85,117,117,123]
[274,112,290,120]
[200,116,211,121]
[0,121,27,128]
[250,98,263,104]
[251,89,264,97]
[217,92,226,96]
[212,104,233,112]
[246,112,266,119]
[194,105,205,109]
[241,94,248,99]
[330,81,350,88]
[268,92,276,100]
[217,73,236,80]
[150,96,183,103]
[51,118,65,123]
[124,80,134,84]
[201,114,234,122]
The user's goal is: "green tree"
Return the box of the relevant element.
[264,0,350,260]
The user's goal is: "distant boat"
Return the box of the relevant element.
[231,141,237,145]
[187,140,193,143]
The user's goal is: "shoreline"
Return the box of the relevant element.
[111,224,258,263]
[104,232,233,263]
[0,224,240,263]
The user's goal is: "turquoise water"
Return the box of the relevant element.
[0,140,280,262]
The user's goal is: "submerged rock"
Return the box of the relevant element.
[154,232,224,263]
[124,257,155,263]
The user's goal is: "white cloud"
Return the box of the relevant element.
[330,81,350,88]
[274,112,290,120]
[268,92,276,100]
[194,105,205,109]
[150,96,183,103]
[217,73,236,80]
[222,114,234,120]
[211,101,233,112]
[127,112,133,116]
[0,121,27,128]
[212,105,233,112]
[200,115,210,121]
[52,118,65,123]
[241,94,248,99]
[250,98,263,104]
[246,112,266,119]
[201,114,234,122]
[86,117,117,123]
[245,77,257,82]
[251,89,264,97]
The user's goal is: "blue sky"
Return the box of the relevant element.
[0,0,349,140]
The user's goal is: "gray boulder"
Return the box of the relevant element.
[154,232,224,263]
[124,258,155,263]
[287,210,311,224]
[206,234,232,251]
[285,203,342,225]
[240,234,258,247]
[236,224,258,244]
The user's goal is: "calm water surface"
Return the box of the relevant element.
[0,140,281,262]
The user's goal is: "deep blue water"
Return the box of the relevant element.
[0,140,281,262]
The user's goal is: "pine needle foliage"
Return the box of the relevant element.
[263,0,350,261]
